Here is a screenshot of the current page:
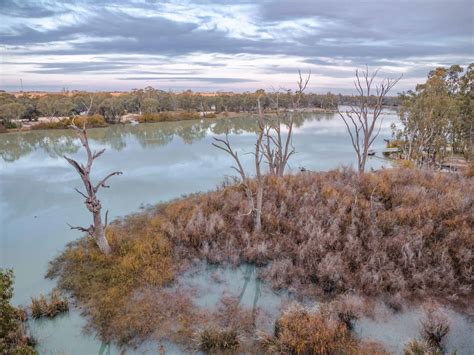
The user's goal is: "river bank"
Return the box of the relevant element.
[0,108,338,133]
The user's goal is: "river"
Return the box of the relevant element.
[1,112,473,354]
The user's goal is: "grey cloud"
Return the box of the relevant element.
[0,0,66,18]
[1,0,472,91]
[21,61,201,75]
[119,77,257,83]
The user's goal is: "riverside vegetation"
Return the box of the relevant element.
[5,66,472,353]
[0,270,37,354]
[47,168,473,352]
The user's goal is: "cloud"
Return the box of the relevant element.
[0,0,472,91]
[118,77,258,83]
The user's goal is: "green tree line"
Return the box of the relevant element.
[394,64,473,165]
[0,88,347,127]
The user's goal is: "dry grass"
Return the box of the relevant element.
[257,303,365,354]
[404,339,443,355]
[30,290,68,318]
[195,328,240,352]
[420,302,450,350]
[48,168,473,349]
[47,213,175,343]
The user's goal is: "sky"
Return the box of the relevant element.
[0,0,472,93]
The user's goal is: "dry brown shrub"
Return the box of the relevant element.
[30,290,68,318]
[258,303,363,354]
[420,302,450,350]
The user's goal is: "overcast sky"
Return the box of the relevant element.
[1,0,472,93]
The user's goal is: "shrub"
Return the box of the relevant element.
[195,327,240,352]
[138,111,200,123]
[0,269,37,354]
[420,303,450,350]
[0,123,7,133]
[3,120,18,129]
[466,163,474,178]
[326,295,361,330]
[404,339,443,355]
[258,303,361,354]
[31,114,107,130]
[47,215,175,344]
[30,290,68,318]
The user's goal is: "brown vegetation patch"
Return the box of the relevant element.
[257,303,388,354]
[30,290,68,318]
[48,168,473,349]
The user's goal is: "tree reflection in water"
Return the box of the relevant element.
[0,114,327,163]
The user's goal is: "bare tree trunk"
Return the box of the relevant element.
[338,67,401,174]
[64,122,122,255]
[263,70,310,176]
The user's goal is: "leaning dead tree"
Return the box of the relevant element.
[213,96,265,233]
[262,70,311,176]
[64,123,122,254]
[338,67,401,174]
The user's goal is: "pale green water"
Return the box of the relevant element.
[1,113,473,354]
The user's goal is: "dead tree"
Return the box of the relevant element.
[80,93,95,116]
[338,67,401,174]
[212,97,265,233]
[262,70,311,176]
[64,123,122,254]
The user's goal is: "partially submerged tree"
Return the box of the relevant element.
[338,67,401,173]
[263,70,311,176]
[213,72,310,231]
[64,123,122,254]
[212,97,265,233]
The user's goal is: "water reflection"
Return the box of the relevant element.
[0,114,323,163]
[1,111,399,354]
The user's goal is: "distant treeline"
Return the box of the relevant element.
[0,88,399,127]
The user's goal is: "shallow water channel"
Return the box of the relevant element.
[1,112,473,354]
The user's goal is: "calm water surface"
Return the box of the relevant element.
[1,113,472,354]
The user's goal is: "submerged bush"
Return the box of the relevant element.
[258,303,364,354]
[420,303,450,350]
[196,327,240,352]
[30,290,68,318]
[0,269,37,354]
[404,339,443,355]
